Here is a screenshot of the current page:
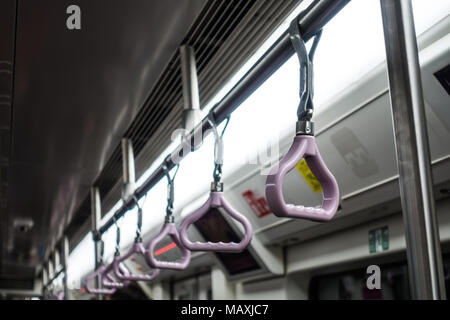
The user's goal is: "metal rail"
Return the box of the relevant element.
[62,236,70,300]
[90,187,103,300]
[380,0,446,299]
[98,0,351,235]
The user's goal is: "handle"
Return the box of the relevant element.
[265,135,339,221]
[48,292,64,300]
[113,242,160,281]
[101,262,130,289]
[84,266,117,295]
[145,222,191,270]
[179,192,253,252]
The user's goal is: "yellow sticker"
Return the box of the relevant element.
[296,159,322,193]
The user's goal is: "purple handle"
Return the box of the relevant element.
[265,135,339,222]
[84,266,116,295]
[144,222,191,270]
[48,292,64,300]
[101,262,130,289]
[113,242,160,281]
[179,192,253,252]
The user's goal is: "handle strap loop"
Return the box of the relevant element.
[289,18,322,123]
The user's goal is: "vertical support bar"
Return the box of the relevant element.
[61,236,70,300]
[47,258,54,283]
[121,138,136,202]
[47,259,54,297]
[211,267,235,300]
[42,266,48,300]
[53,247,60,273]
[180,45,202,133]
[380,0,446,300]
[90,186,102,300]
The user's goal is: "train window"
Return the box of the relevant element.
[172,273,212,300]
[109,282,149,300]
[435,64,450,96]
[309,254,450,300]
[309,263,410,300]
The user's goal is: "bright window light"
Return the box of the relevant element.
[67,0,450,286]
[67,232,93,289]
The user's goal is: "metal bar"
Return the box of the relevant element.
[380,0,446,300]
[122,138,135,186]
[180,45,202,133]
[90,186,103,300]
[121,138,136,202]
[61,236,70,300]
[45,267,65,287]
[42,266,48,299]
[53,247,60,272]
[98,0,350,235]
[47,259,54,282]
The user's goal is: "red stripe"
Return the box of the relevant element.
[154,242,176,256]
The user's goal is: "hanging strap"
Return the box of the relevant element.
[179,112,252,252]
[132,195,143,242]
[265,17,339,222]
[114,218,120,256]
[289,18,322,125]
[144,160,191,270]
[162,161,179,220]
[207,111,230,189]
[98,239,105,266]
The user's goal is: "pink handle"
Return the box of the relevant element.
[179,192,253,252]
[48,292,64,300]
[113,242,160,281]
[265,135,339,221]
[101,262,130,289]
[84,266,116,295]
[144,222,191,270]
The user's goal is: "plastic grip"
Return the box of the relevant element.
[145,222,191,270]
[179,192,253,252]
[84,266,116,295]
[48,292,64,300]
[113,242,160,281]
[101,262,130,289]
[265,135,339,222]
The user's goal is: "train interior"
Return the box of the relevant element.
[0,0,449,300]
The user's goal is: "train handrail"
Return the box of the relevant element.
[84,266,116,295]
[113,202,160,281]
[114,242,160,281]
[179,113,253,252]
[144,163,191,270]
[145,220,191,270]
[265,18,339,222]
[266,135,339,221]
[179,191,252,252]
[101,262,130,289]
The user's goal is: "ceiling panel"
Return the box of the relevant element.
[1,0,205,283]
